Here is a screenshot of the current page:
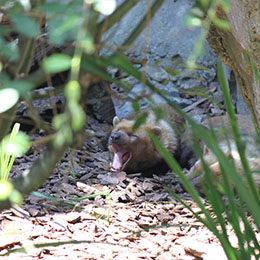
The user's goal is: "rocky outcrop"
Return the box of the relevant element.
[107,0,218,118]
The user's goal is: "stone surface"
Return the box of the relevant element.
[107,0,215,63]
[86,83,116,124]
[105,0,218,118]
[104,0,250,119]
[223,64,250,114]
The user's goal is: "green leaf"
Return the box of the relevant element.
[132,112,148,132]
[132,101,140,113]
[212,16,231,31]
[0,88,19,113]
[163,67,181,77]
[184,14,201,28]
[54,15,81,35]
[248,55,260,84]
[37,1,82,15]
[0,25,11,35]
[69,103,86,131]
[49,16,79,45]
[81,56,117,82]
[9,80,34,99]
[9,189,23,205]
[65,80,81,102]
[81,35,95,54]
[71,191,110,201]
[0,76,34,100]
[218,0,231,13]
[37,2,70,14]
[0,123,20,181]
[2,132,30,156]
[56,126,73,147]
[42,54,72,74]
[31,192,82,210]
[9,13,39,38]
[194,36,205,57]
[0,180,13,200]
[153,106,165,121]
[93,0,116,15]
[52,114,68,131]
[0,36,19,61]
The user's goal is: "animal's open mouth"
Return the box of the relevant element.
[110,144,132,171]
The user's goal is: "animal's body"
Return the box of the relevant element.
[108,104,186,173]
[108,107,260,189]
[188,115,260,188]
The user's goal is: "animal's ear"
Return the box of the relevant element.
[203,146,209,154]
[129,135,139,143]
[113,116,120,126]
[150,126,161,137]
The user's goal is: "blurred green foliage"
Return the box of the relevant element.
[150,61,260,260]
[0,0,259,259]
[184,0,231,68]
[0,0,167,207]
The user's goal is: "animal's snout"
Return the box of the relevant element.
[109,131,128,146]
[110,132,121,143]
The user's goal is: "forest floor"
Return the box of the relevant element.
[0,114,235,260]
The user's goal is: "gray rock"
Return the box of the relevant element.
[144,64,169,83]
[87,83,115,124]
[192,114,206,123]
[112,78,193,118]
[114,102,133,119]
[104,0,216,65]
[222,64,250,114]
[105,0,244,119]
[236,84,250,114]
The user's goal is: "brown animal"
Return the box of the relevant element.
[108,104,186,173]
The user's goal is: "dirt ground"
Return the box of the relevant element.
[0,115,233,260]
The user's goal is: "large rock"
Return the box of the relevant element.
[107,0,216,63]
[106,0,218,118]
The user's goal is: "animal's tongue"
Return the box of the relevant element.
[111,151,124,170]
[111,149,131,171]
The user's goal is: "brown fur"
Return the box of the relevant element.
[108,104,185,173]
